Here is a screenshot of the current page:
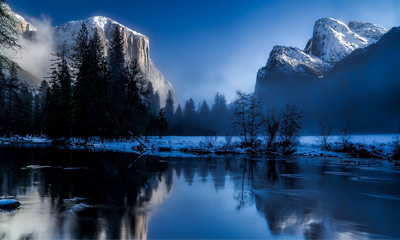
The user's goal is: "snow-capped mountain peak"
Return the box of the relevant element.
[304,17,372,62]
[256,17,388,92]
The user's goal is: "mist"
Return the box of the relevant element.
[13,16,55,81]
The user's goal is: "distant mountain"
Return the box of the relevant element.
[13,12,176,105]
[255,18,387,93]
[254,18,400,132]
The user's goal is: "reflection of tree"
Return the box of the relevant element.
[233,157,257,210]
[0,147,171,240]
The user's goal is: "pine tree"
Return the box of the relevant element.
[157,109,168,138]
[44,69,61,138]
[88,28,110,137]
[211,92,229,135]
[34,80,48,134]
[183,98,197,135]
[73,23,93,138]
[58,43,74,137]
[15,84,33,135]
[212,92,227,115]
[108,25,125,84]
[145,82,160,115]
[108,25,127,136]
[154,91,160,114]
[164,90,174,121]
[198,100,212,134]
[44,43,74,138]
[184,98,196,118]
[199,100,210,116]
[121,60,149,137]
[172,104,183,135]
[4,62,20,135]
[72,23,89,73]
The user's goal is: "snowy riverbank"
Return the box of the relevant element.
[2,134,399,160]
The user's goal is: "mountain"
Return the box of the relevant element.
[254,18,400,132]
[255,18,387,94]
[12,11,175,105]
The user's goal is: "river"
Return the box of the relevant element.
[0,144,399,239]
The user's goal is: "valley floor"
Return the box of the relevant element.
[1,134,399,160]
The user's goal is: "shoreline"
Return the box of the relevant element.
[1,134,399,160]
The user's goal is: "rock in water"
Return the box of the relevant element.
[0,199,21,210]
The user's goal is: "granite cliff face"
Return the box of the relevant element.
[255,18,387,93]
[54,16,175,104]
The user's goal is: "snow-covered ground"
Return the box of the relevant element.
[1,134,399,159]
[297,134,398,158]
[74,134,399,159]
[0,136,51,144]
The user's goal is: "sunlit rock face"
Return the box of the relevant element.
[54,16,176,105]
[304,18,387,62]
[255,17,387,92]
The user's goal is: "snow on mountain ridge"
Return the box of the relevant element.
[348,21,388,42]
[257,46,329,81]
[305,18,368,62]
[256,17,387,87]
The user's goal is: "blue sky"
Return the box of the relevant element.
[10,0,400,105]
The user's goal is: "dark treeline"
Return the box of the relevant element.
[0,24,169,139]
[0,62,33,135]
[168,92,231,136]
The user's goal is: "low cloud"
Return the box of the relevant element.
[13,16,55,80]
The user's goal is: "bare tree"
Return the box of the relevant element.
[223,132,233,151]
[232,91,262,148]
[340,127,351,151]
[279,104,302,153]
[232,91,249,145]
[204,130,217,148]
[262,110,280,149]
[319,120,332,150]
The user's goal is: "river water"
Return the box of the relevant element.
[0,144,399,239]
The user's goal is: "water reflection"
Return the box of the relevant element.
[0,145,399,239]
